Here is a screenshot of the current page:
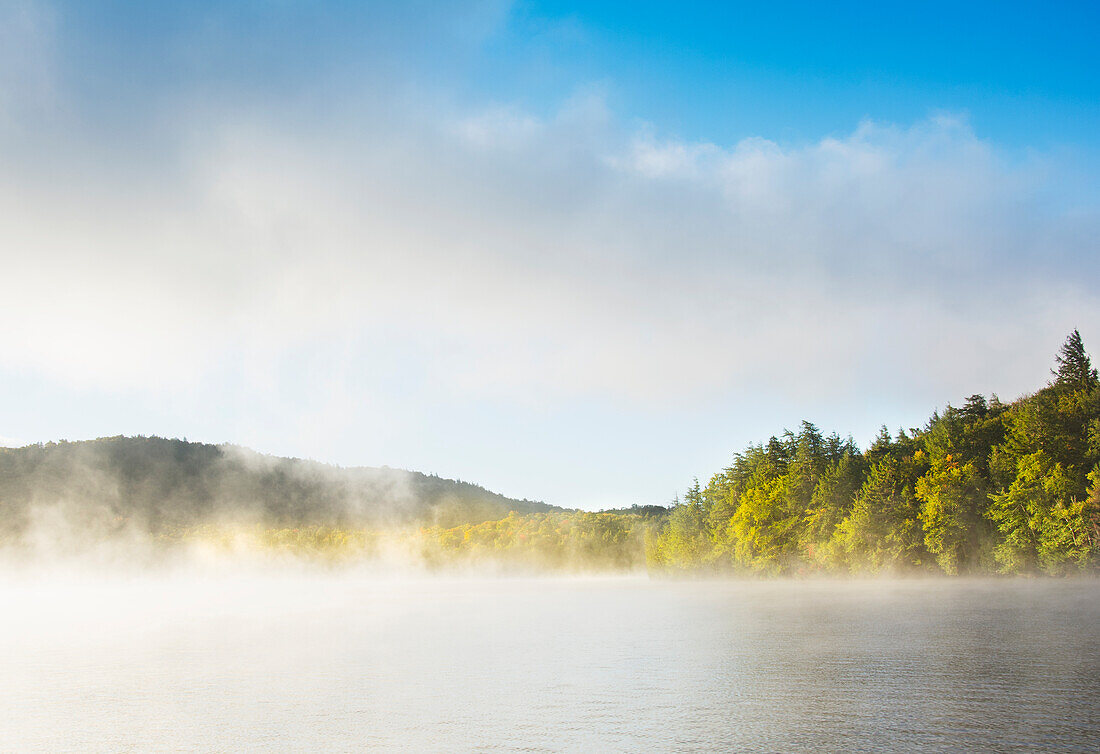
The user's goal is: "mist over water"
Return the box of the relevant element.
[3,574,1098,752]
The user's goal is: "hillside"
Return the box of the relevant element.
[0,436,558,537]
[650,331,1100,576]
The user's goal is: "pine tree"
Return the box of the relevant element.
[1053,330,1098,391]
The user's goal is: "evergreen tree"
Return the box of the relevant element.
[1053,330,1098,391]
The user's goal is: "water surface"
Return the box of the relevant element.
[2,576,1098,752]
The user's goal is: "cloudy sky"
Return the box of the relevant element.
[1,0,1098,508]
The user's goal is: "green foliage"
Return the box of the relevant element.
[416,511,650,571]
[651,331,1100,576]
[833,454,927,573]
[0,436,557,535]
[916,460,989,574]
[154,511,655,571]
[729,473,799,573]
[988,452,1098,574]
[1053,329,1099,392]
[801,453,863,566]
[653,495,712,569]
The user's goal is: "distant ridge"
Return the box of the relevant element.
[0,436,559,535]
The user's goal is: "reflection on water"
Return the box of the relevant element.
[2,576,1098,752]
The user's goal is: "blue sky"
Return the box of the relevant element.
[1,0,1098,508]
[488,1,1100,148]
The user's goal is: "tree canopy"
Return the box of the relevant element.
[650,331,1100,575]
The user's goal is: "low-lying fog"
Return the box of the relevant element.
[4,572,1099,752]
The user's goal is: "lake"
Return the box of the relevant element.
[2,574,1098,752]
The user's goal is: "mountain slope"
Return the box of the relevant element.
[0,436,558,536]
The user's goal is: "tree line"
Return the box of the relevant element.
[649,331,1100,575]
[152,511,654,572]
[0,435,556,539]
[3,333,1097,576]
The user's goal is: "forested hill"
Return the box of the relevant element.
[4,335,1099,576]
[650,330,1100,576]
[0,436,557,535]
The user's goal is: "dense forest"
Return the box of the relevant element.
[163,510,658,572]
[649,331,1100,576]
[0,436,555,540]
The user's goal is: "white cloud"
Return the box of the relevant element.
[1,89,1097,415]
[0,0,1097,439]
[456,105,544,151]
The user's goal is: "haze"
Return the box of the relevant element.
[1,1,1098,510]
